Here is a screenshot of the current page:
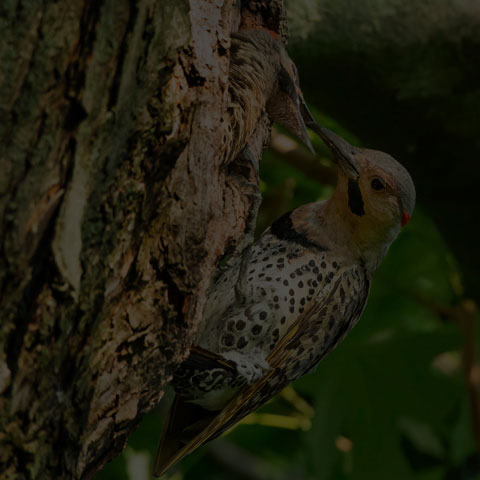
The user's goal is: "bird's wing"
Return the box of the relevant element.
[183,345,238,371]
[153,266,369,477]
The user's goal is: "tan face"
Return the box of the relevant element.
[356,161,405,230]
[311,125,415,228]
[354,149,415,231]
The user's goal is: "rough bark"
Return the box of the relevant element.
[286,0,480,301]
[0,0,285,478]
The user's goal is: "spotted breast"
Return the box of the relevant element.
[172,207,369,413]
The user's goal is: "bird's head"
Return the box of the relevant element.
[308,124,415,263]
[351,147,416,230]
[229,29,314,153]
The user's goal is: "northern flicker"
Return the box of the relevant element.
[153,31,416,477]
[219,27,314,262]
[223,28,314,162]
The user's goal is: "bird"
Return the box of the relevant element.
[222,27,314,163]
[153,32,416,477]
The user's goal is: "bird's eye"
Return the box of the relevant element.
[371,177,385,191]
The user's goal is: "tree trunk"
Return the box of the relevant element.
[0,1,285,478]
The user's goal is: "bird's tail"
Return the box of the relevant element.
[152,318,307,476]
[153,396,217,477]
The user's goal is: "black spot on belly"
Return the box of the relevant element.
[237,337,247,349]
[236,320,246,330]
[252,325,262,335]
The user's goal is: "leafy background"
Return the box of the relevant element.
[96,1,480,478]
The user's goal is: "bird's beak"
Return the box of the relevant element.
[290,92,315,154]
[271,96,315,154]
[295,113,315,154]
[302,110,360,180]
[267,65,315,154]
